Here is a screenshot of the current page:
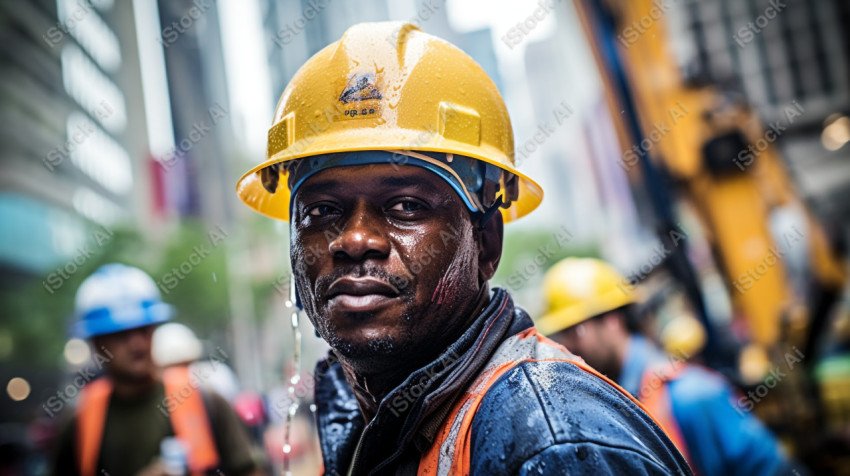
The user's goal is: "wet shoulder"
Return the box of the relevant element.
[470,360,691,475]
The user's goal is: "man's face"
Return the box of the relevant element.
[291,164,493,363]
[93,325,157,382]
[551,318,620,377]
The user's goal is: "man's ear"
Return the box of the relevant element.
[477,213,504,282]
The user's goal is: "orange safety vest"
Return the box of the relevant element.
[417,328,682,475]
[638,363,696,470]
[76,365,220,476]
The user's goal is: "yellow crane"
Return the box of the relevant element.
[573,0,848,469]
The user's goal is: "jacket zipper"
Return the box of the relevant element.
[346,426,368,476]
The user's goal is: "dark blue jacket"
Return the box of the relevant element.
[314,289,692,475]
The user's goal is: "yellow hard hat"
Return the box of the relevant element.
[660,314,706,358]
[236,21,542,222]
[536,258,636,336]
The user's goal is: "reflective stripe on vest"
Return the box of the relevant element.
[417,327,671,475]
[638,364,696,471]
[76,366,220,476]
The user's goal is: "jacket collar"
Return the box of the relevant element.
[314,288,531,475]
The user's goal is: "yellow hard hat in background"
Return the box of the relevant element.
[660,314,706,358]
[236,21,543,222]
[536,258,636,336]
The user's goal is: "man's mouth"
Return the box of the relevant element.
[326,276,400,313]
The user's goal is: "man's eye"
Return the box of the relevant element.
[307,204,339,217]
[389,200,425,212]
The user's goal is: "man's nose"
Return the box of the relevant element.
[328,201,391,261]
[124,327,152,350]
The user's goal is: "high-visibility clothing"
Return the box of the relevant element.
[77,366,219,476]
[619,336,792,476]
[638,363,694,469]
[314,289,692,475]
[418,327,684,474]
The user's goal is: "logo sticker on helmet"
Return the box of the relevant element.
[339,73,382,119]
[339,73,382,103]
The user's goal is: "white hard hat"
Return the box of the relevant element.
[189,360,241,402]
[74,263,172,338]
[152,322,203,366]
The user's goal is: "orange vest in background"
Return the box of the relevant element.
[76,365,220,476]
[639,364,695,471]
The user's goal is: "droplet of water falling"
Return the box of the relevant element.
[281,283,303,476]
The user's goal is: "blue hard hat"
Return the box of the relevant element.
[74,263,173,338]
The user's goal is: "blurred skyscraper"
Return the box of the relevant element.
[0,0,146,278]
[520,2,660,269]
[262,0,391,98]
[154,0,237,225]
[260,0,503,113]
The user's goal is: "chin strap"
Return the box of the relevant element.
[476,196,503,231]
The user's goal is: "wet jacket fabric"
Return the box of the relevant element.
[619,336,792,476]
[313,289,692,475]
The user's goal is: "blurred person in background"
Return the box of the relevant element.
[236,22,691,475]
[153,322,268,472]
[51,264,259,476]
[152,322,242,404]
[537,257,799,476]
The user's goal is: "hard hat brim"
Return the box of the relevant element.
[76,302,173,339]
[236,132,543,223]
[536,293,635,337]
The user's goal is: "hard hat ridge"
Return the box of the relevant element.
[236,21,542,222]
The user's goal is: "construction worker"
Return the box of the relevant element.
[51,264,258,475]
[236,22,691,475]
[153,322,242,403]
[536,257,798,476]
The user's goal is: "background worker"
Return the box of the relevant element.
[537,257,799,476]
[152,322,242,404]
[236,21,691,475]
[51,263,258,476]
